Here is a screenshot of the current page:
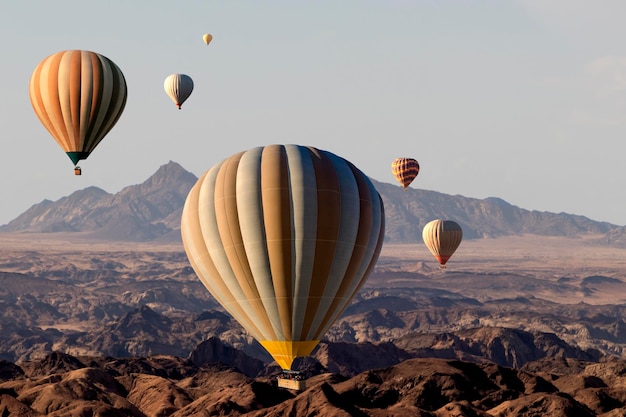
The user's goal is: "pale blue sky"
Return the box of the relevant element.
[2,1,626,226]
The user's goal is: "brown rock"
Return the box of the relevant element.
[487,392,595,417]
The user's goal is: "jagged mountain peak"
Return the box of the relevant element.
[150,160,196,182]
[119,161,197,195]
[63,185,111,203]
[0,162,198,240]
[114,161,197,200]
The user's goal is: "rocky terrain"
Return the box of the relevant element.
[1,162,626,414]
[0,234,624,414]
[1,233,626,365]
[3,351,626,416]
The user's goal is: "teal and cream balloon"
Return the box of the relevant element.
[181,144,385,370]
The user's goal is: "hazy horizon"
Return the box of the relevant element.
[3,1,626,226]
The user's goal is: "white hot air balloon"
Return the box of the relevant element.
[422,219,463,268]
[164,74,194,109]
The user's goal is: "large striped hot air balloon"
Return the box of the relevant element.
[391,157,420,190]
[181,144,385,371]
[164,74,194,109]
[29,50,128,175]
[422,219,463,268]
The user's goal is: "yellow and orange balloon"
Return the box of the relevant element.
[391,157,420,190]
[202,33,213,45]
[422,220,463,268]
[29,50,128,174]
[181,144,385,370]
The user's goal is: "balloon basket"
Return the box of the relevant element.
[74,166,82,176]
[277,371,306,391]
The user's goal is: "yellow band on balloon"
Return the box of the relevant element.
[259,340,320,370]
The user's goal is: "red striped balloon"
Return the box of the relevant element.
[391,157,420,190]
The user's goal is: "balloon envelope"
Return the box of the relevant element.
[29,50,128,168]
[181,144,385,370]
[422,220,463,268]
[391,158,420,189]
[164,74,194,109]
[203,33,213,44]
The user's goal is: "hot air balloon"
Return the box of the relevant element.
[203,33,213,45]
[29,50,128,175]
[181,144,385,372]
[391,157,420,190]
[164,74,194,109]
[422,219,463,268]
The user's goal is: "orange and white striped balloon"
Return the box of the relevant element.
[29,50,127,169]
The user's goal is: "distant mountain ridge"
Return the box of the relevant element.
[0,161,196,242]
[1,161,624,244]
[374,180,618,241]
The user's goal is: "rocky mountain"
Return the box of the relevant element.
[0,161,197,241]
[374,181,617,241]
[0,161,620,243]
[2,351,626,416]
